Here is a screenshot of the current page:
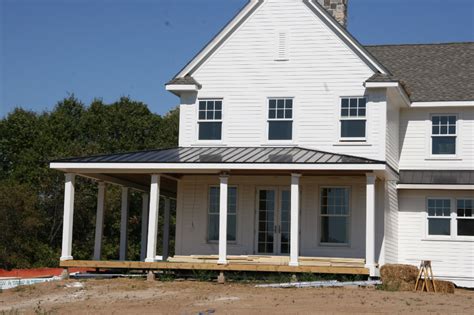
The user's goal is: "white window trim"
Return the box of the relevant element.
[428,113,460,159]
[196,98,224,144]
[424,197,474,241]
[318,186,351,247]
[206,185,238,244]
[266,97,295,144]
[339,96,367,142]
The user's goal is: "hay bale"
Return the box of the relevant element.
[380,264,419,283]
[425,280,455,294]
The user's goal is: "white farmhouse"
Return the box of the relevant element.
[51,0,474,287]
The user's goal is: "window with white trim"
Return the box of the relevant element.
[198,100,222,140]
[268,98,293,140]
[427,198,451,236]
[457,199,474,236]
[431,115,456,155]
[340,97,366,139]
[320,187,350,244]
[208,186,237,242]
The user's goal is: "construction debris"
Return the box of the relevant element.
[255,279,381,288]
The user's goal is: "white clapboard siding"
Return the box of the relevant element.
[399,107,474,170]
[398,190,474,287]
[178,0,387,161]
[383,180,399,264]
[174,175,388,261]
[385,89,401,170]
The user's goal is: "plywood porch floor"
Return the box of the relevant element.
[60,255,369,275]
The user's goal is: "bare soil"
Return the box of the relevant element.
[0,278,473,314]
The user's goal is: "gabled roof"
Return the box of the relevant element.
[168,0,388,85]
[52,146,385,165]
[366,42,474,102]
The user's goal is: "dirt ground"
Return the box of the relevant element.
[0,278,473,314]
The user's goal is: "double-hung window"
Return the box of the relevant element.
[268,98,293,140]
[208,186,237,242]
[427,198,451,236]
[320,187,350,244]
[457,199,474,236]
[340,97,366,140]
[198,100,222,140]
[431,115,456,155]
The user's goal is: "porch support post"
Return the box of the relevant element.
[119,187,130,261]
[140,193,150,261]
[145,174,160,262]
[60,173,75,261]
[93,181,106,260]
[289,173,301,267]
[218,174,229,265]
[162,197,171,261]
[365,173,377,276]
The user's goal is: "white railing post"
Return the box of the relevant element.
[60,173,75,261]
[218,174,229,264]
[365,173,377,276]
[145,174,160,262]
[93,182,106,260]
[289,173,301,267]
[140,193,150,261]
[119,187,130,261]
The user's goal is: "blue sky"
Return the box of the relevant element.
[1,0,473,117]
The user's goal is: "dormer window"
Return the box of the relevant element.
[340,97,366,140]
[198,100,222,140]
[268,98,293,140]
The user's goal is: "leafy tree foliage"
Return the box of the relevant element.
[0,96,179,269]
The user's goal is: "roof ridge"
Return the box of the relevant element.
[365,41,474,48]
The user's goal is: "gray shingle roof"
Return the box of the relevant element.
[366,42,474,102]
[53,146,385,165]
[399,170,474,185]
[166,76,202,88]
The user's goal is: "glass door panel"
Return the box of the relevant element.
[257,190,275,254]
[279,190,291,254]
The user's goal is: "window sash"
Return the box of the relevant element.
[341,97,367,118]
[198,100,223,122]
[268,98,293,120]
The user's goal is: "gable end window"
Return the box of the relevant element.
[268,98,293,140]
[431,115,456,155]
[208,186,237,242]
[340,97,366,140]
[198,100,222,140]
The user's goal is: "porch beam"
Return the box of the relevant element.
[289,173,301,266]
[140,193,150,261]
[119,187,130,261]
[60,173,75,261]
[365,173,377,276]
[93,182,106,260]
[218,174,229,264]
[145,174,161,262]
[162,197,171,261]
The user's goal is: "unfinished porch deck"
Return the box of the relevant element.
[60,256,369,275]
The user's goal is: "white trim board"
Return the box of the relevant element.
[397,184,474,190]
[411,101,474,107]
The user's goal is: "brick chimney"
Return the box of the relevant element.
[317,0,348,27]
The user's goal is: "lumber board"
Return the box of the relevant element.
[59,260,369,275]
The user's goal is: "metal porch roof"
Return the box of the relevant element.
[52,146,384,165]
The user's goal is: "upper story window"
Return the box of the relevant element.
[431,115,456,155]
[268,98,293,140]
[198,100,222,140]
[340,97,366,140]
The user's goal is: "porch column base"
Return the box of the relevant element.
[145,258,156,263]
[365,264,378,277]
[217,259,228,265]
[60,256,73,261]
[289,261,299,267]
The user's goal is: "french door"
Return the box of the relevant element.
[256,188,291,255]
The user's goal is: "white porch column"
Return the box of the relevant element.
[140,193,150,261]
[365,173,377,276]
[60,173,75,261]
[289,173,301,267]
[93,182,106,260]
[218,174,229,264]
[119,187,130,261]
[145,174,160,262]
[162,197,171,261]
